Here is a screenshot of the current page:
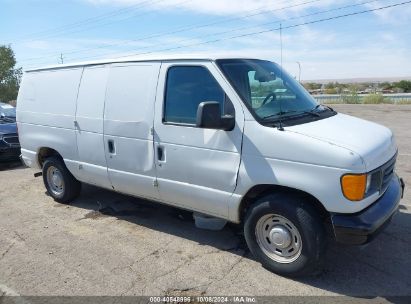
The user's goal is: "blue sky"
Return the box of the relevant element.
[1,0,411,80]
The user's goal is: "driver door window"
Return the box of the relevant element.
[164,66,233,125]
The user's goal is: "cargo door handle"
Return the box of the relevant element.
[108,140,115,154]
[157,146,165,162]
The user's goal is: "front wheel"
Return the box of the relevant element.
[42,156,81,203]
[244,193,326,277]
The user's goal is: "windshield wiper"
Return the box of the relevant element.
[261,110,298,121]
[311,104,322,112]
[301,104,324,117]
[262,108,320,121]
[304,110,320,117]
[311,104,336,113]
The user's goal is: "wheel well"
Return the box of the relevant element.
[37,147,62,167]
[239,184,330,223]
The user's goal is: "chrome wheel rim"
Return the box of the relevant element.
[255,214,302,263]
[46,166,64,196]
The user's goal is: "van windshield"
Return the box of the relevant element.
[216,59,335,126]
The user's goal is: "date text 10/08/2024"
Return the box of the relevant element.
[149,296,257,303]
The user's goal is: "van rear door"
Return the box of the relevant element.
[153,62,245,218]
[103,62,161,200]
[17,68,83,170]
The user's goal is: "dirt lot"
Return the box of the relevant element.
[1,105,410,298]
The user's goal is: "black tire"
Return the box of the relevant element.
[42,156,81,203]
[244,192,326,277]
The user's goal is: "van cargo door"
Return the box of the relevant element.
[75,65,112,189]
[103,63,161,200]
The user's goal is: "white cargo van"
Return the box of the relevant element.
[17,56,404,276]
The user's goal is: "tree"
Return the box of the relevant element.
[303,82,321,91]
[380,82,393,90]
[0,45,22,102]
[324,82,336,90]
[394,80,411,93]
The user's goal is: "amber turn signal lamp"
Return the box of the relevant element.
[341,174,367,201]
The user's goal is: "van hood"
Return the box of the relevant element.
[287,113,397,171]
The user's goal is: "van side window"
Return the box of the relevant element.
[164,66,232,125]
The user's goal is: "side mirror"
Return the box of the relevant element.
[196,102,235,131]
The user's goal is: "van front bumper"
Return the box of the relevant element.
[331,175,404,245]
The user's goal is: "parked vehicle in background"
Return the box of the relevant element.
[0,102,21,162]
[16,56,404,277]
[1,102,17,119]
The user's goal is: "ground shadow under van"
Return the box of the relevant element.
[62,183,411,299]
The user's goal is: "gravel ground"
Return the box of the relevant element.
[0,104,410,299]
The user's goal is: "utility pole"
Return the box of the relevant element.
[296,61,301,83]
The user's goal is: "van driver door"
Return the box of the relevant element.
[153,62,245,218]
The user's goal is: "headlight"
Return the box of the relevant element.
[341,174,367,201]
[341,171,382,201]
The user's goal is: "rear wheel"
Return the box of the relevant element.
[244,193,326,277]
[42,156,81,203]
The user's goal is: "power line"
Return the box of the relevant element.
[19,0,317,61]
[13,0,159,43]
[19,0,322,63]
[22,0,174,42]
[18,0,191,62]
[114,0,411,59]
[66,0,395,63]
[75,0,383,62]
[200,0,382,45]
[23,0,411,68]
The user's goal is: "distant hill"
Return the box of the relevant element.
[302,76,411,84]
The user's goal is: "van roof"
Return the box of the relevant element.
[26,54,268,72]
